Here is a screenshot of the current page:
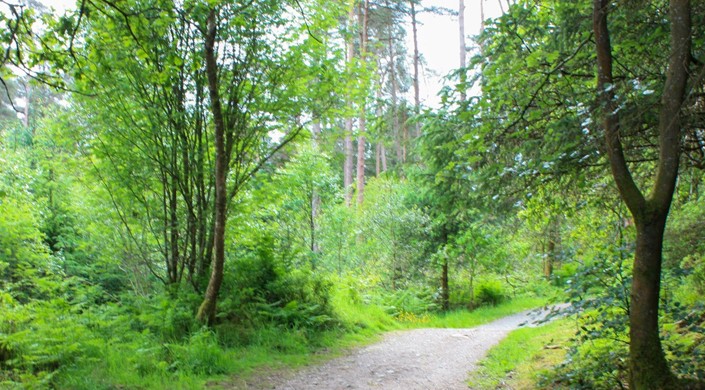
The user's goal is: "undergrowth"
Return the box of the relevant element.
[468,318,573,389]
[0,271,554,389]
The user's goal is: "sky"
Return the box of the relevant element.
[38,0,504,107]
[414,0,504,107]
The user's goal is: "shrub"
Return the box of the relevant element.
[0,300,104,387]
[546,337,629,389]
[219,249,337,333]
[167,329,230,375]
[475,280,506,306]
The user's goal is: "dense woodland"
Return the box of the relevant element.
[1,0,704,388]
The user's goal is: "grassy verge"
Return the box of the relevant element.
[52,295,553,389]
[468,317,574,389]
[422,296,551,328]
[208,296,554,389]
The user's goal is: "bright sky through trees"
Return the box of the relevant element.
[415,0,503,106]
[39,0,502,107]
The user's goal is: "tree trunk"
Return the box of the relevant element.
[311,120,321,261]
[343,2,356,206]
[375,143,381,176]
[544,238,554,281]
[593,0,692,387]
[387,13,402,166]
[480,0,485,30]
[441,256,449,311]
[381,144,387,172]
[344,128,354,206]
[458,0,467,102]
[197,9,226,326]
[410,1,421,138]
[375,88,385,177]
[356,133,366,205]
[630,216,673,389]
[440,227,450,311]
[356,0,369,206]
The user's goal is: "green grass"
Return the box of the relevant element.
[50,293,554,389]
[208,296,553,389]
[411,296,551,329]
[468,318,574,389]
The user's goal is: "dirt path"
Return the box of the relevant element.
[242,306,561,390]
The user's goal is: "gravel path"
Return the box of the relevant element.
[246,306,561,390]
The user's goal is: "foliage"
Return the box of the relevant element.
[318,177,431,289]
[375,286,438,317]
[218,241,338,334]
[547,225,705,388]
[2,0,705,387]
[474,279,507,307]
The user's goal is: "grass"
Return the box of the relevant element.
[402,296,551,329]
[50,291,555,389]
[208,295,554,389]
[467,317,574,389]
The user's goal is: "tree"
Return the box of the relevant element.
[355,0,370,205]
[455,0,704,385]
[343,0,357,206]
[593,0,699,387]
[408,1,421,141]
[458,0,466,102]
[61,0,335,324]
[70,0,216,290]
[195,1,323,324]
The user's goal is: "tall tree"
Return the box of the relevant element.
[458,0,466,102]
[195,0,317,324]
[71,0,215,289]
[356,0,370,206]
[344,1,357,206]
[198,7,228,325]
[593,0,695,387]
[409,0,421,138]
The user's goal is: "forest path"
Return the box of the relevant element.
[235,306,561,390]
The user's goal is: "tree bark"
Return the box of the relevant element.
[344,126,354,206]
[480,0,485,31]
[440,227,450,311]
[356,133,366,205]
[197,9,226,326]
[544,237,554,281]
[375,143,381,176]
[593,0,692,387]
[441,256,449,311]
[410,1,421,138]
[387,11,402,165]
[344,2,356,206]
[381,144,387,172]
[311,120,321,261]
[458,0,467,102]
[356,0,369,206]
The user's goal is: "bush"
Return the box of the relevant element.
[546,337,629,389]
[167,329,230,375]
[475,280,506,306]
[219,248,337,333]
[119,291,201,342]
[0,300,104,387]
